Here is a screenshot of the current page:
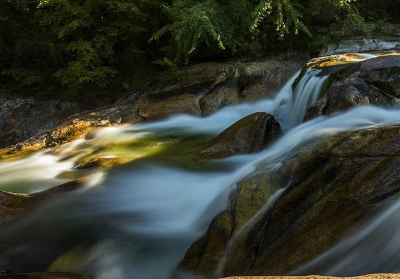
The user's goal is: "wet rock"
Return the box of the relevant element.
[305,55,400,121]
[236,59,303,102]
[196,112,281,159]
[306,53,376,68]
[138,93,202,121]
[0,104,143,157]
[179,171,285,277]
[200,80,239,117]
[0,179,86,227]
[180,123,400,277]
[0,271,90,279]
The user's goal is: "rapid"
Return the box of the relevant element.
[0,53,400,278]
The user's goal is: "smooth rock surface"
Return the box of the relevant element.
[196,112,281,159]
[179,123,400,277]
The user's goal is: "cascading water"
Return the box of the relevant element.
[0,53,400,279]
[287,68,328,129]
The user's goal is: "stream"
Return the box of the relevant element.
[0,53,400,278]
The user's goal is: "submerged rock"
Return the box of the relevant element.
[196,112,281,159]
[305,55,400,121]
[0,179,86,227]
[179,123,400,277]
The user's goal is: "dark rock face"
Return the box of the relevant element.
[0,56,303,152]
[0,96,80,149]
[196,112,281,159]
[305,55,400,121]
[179,123,400,277]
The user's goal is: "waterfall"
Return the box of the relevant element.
[287,68,328,129]
[0,54,399,279]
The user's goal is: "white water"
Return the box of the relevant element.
[1,55,400,278]
[288,68,328,129]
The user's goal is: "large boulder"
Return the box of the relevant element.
[179,123,400,277]
[305,55,400,121]
[196,112,281,159]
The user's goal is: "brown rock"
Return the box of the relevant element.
[180,123,400,277]
[179,171,285,277]
[196,113,281,159]
[138,93,202,121]
[200,80,239,117]
[305,55,400,121]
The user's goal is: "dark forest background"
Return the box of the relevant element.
[1,0,399,103]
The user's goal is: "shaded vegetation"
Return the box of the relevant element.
[0,0,398,103]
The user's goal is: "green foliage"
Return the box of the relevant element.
[335,0,365,30]
[1,0,399,101]
[151,0,316,62]
[150,0,229,63]
[37,0,148,91]
[153,58,184,84]
[1,68,43,87]
[251,0,311,38]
